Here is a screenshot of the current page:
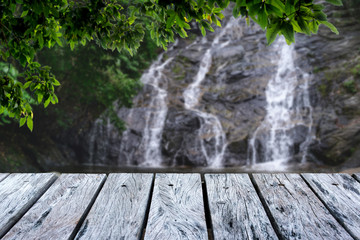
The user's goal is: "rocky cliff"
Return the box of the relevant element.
[296,0,360,168]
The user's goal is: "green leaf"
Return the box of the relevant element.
[312,4,325,11]
[55,37,63,47]
[37,93,43,103]
[53,79,61,86]
[9,3,16,13]
[309,20,319,34]
[200,25,206,36]
[314,12,327,21]
[233,6,241,18]
[222,0,230,9]
[175,15,190,29]
[24,81,32,89]
[27,117,33,131]
[166,12,176,29]
[70,41,75,50]
[299,6,314,18]
[268,0,285,12]
[325,0,343,6]
[19,55,27,67]
[236,0,246,7]
[128,16,136,25]
[20,117,26,127]
[53,94,59,103]
[321,21,339,34]
[297,17,311,35]
[281,21,295,43]
[285,0,295,17]
[266,4,283,17]
[44,97,51,108]
[21,10,29,18]
[266,22,280,45]
[215,12,225,20]
[209,0,215,8]
[258,6,268,29]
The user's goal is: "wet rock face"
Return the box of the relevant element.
[295,1,360,167]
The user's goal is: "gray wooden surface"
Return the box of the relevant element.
[252,174,353,240]
[205,174,278,240]
[302,173,360,240]
[3,174,106,240]
[144,173,208,240]
[0,173,58,238]
[353,173,360,182]
[0,172,359,239]
[0,173,9,182]
[75,173,153,240]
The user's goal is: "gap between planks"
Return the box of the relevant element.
[353,173,360,183]
[140,174,156,240]
[0,173,9,182]
[200,174,215,240]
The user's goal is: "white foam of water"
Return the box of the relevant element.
[139,55,175,166]
[248,39,313,170]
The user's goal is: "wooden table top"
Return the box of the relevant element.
[0,172,359,240]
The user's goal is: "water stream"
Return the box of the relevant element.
[182,18,242,167]
[247,39,313,170]
[138,56,175,166]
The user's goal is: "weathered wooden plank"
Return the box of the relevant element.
[0,173,9,182]
[3,174,106,240]
[302,173,360,240]
[0,173,58,238]
[252,174,352,240]
[353,173,360,183]
[205,174,278,240]
[75,173,153,240]
[144,174,208,240]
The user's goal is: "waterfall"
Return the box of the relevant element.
[87,43,176,166]
[183,18,242,167]
[247,39,313,169]
[138,54,174,166]
[87,15,313,169]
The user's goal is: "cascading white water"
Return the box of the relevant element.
[183,17,242,167]
[138,54,175,166]
[248,39,313,169]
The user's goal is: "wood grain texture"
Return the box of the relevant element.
[205,174,278,240]
[144,173,208,240]
[3,174,106,240]
[353,173,360,183]
[75,173,153,240]
[252,174,352,240]
[302,173,360,240]
[0,173,9,182]
[0,173,58,238]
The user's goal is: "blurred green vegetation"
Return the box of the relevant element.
[35,29,158,131]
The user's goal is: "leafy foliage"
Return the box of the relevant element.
[0,0,342,131]
[36,36,155,131]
